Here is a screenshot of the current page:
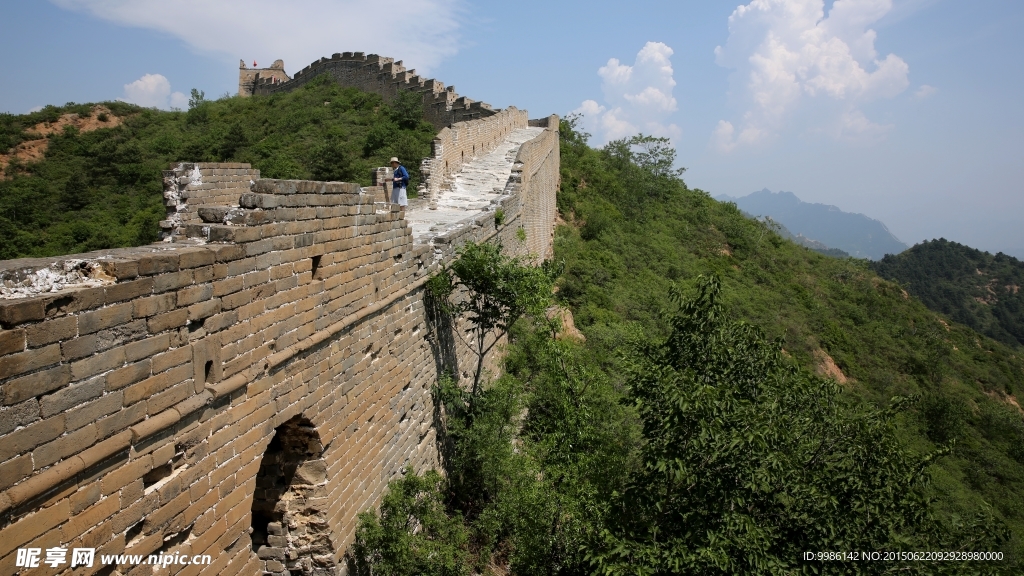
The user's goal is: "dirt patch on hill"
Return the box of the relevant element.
[985,390,1023,414]
[546,305,585,342]
[813,349,848,384]
[0,105,122,179]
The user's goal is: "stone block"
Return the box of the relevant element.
[78,303,133,335]
[32,423,97,468]
[153,270,194,293]
[98,258,139,281]
[138,253,180,276]
[179,248,216,269]
[0,453,32,491]
[106,360,152,391]
[2,364,71,405]
[148,309,188,333]
[104,278,155,304]
[0,298,45,328]
[0,499,70,558]
[65,392,123,432]
[124,334,170,363]
[40,376,105,418]
[133,293,176,318]
[151,346,191,374]
[0,343,61,380]
[0,415,64,463]
[70,346,126,381]
[0,398,40,435]
[178,283,214,307]
[0,328,25,355]
[189,299,222,322]
[24,316,77,347]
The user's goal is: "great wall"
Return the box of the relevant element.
[0,53,559,575]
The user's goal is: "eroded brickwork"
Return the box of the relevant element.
[0,112,559,575]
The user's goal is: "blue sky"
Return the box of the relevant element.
[2,0,1022,257]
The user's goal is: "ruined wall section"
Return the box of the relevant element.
[248,52,497,130]
[160,163,260,240]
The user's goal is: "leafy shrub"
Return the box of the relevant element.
[351,468,469,576]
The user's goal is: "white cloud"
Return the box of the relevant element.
[27,106,43,113]
[712,119,766,153]
[121,73,188,109]
[712,0,909,152]
[169,91,189,110]
[50,0,462,76]
[913,84,937,99]
[572,42,682,145]
[835,108,893,142]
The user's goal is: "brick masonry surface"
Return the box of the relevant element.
[0,107,559,574]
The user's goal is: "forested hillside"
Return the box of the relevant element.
[872,239,1024,348]
[553,121,1024,565]
[0,77,434,259]
[351,119,1024,575]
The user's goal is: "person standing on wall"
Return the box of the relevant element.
[389,157,409,208]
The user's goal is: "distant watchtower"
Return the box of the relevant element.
[238,59,290,97]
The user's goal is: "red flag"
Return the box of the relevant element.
[253,60,258,67]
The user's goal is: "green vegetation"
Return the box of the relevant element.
[0,77,434,259]
[353,118,1024,574]
[872,239,1024,348]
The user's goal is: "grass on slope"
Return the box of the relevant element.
[0,76,434,259]
[553,118,1024,559]
[872,238,1024,348]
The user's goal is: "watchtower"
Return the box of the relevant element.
[238,60,290,97]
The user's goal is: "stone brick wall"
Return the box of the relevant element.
[246,52,497,130]
[0,116,558,574]
[514,115,560,261]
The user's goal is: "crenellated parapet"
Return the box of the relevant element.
[243,52,497,130]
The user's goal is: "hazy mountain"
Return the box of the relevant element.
[717,189,908,260]
[871,238,1024,347]
[742,213,851,258]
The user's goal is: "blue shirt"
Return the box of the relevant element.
[393,165,409,189]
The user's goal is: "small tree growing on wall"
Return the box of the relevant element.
[429,241,550,397]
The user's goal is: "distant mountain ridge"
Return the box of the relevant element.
[871,238,1024,347]
[745,213,851,258]
[717,189,908,260]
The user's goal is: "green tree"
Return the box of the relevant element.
[309,136,352,182]
[433,242,551,395]
[588,274,1006,575]
[60,174,89,210]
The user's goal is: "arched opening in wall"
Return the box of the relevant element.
[251,416,335,576]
